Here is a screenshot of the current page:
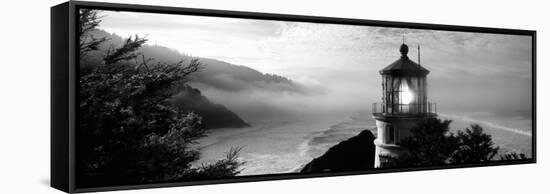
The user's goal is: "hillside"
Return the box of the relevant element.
[84,29,307,94]
[80,30,257,129]
[172,85,250,129]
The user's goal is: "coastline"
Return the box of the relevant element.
[194,111,532,175]
[193,116,349,176]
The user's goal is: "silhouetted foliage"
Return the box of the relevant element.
[400,118,459,166]
[103,35,147,65]
[500,152,527,160]
[187,147,245,179]
[450,124,499,164]
[77,9,243,187]
[79,9,108,58]
[381,118,500,168]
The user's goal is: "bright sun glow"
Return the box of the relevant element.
[401,82,414,104]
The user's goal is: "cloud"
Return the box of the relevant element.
[100,11,283,39]
[99,10,285,63]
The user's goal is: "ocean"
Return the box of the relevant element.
[193,112,533,176]
[439,112,532,158]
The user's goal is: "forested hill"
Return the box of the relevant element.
[173,85,250,129]
[80,29,262,129]
[83,29,308,95]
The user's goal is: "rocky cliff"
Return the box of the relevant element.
[301,130,376,173]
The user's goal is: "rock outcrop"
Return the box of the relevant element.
[301,130,376,173]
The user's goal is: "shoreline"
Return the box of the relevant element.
[195,112,532,175]
[194,116,349,176]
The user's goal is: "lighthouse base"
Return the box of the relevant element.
[374,139,407,168]
[372,114,435,168]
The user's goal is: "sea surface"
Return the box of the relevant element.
[439,112,532,158]
[193,112,533,176]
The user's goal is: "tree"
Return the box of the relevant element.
[500,152,527,160]
[77,9,243,187]
[79,9,108,58]
[380,117,500,168]
[399,118,459,166]
[450,124,499,164]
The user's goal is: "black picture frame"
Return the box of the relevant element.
[51,1,536,193]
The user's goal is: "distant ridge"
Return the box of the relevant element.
[85,29,308,95]
[173,85,250,129]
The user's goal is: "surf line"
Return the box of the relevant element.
[438,113,532,137]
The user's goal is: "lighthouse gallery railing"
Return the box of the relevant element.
[372,102,437,116]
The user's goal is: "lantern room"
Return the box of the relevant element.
[373,43,436,116]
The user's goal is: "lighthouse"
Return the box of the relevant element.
[372,43,437,168]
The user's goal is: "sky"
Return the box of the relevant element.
[98,10,533,118]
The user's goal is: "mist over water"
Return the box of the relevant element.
[190,79,373,124]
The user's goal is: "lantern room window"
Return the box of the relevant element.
[400,80,414,105]
[382,75,427,114]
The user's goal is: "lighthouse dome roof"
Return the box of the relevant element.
[380,43,430,76]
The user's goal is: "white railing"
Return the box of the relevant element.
[372,102,437,115]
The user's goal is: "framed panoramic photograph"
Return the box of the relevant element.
[51,1,536,193]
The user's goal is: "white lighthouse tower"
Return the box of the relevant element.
[372,43,437,168]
